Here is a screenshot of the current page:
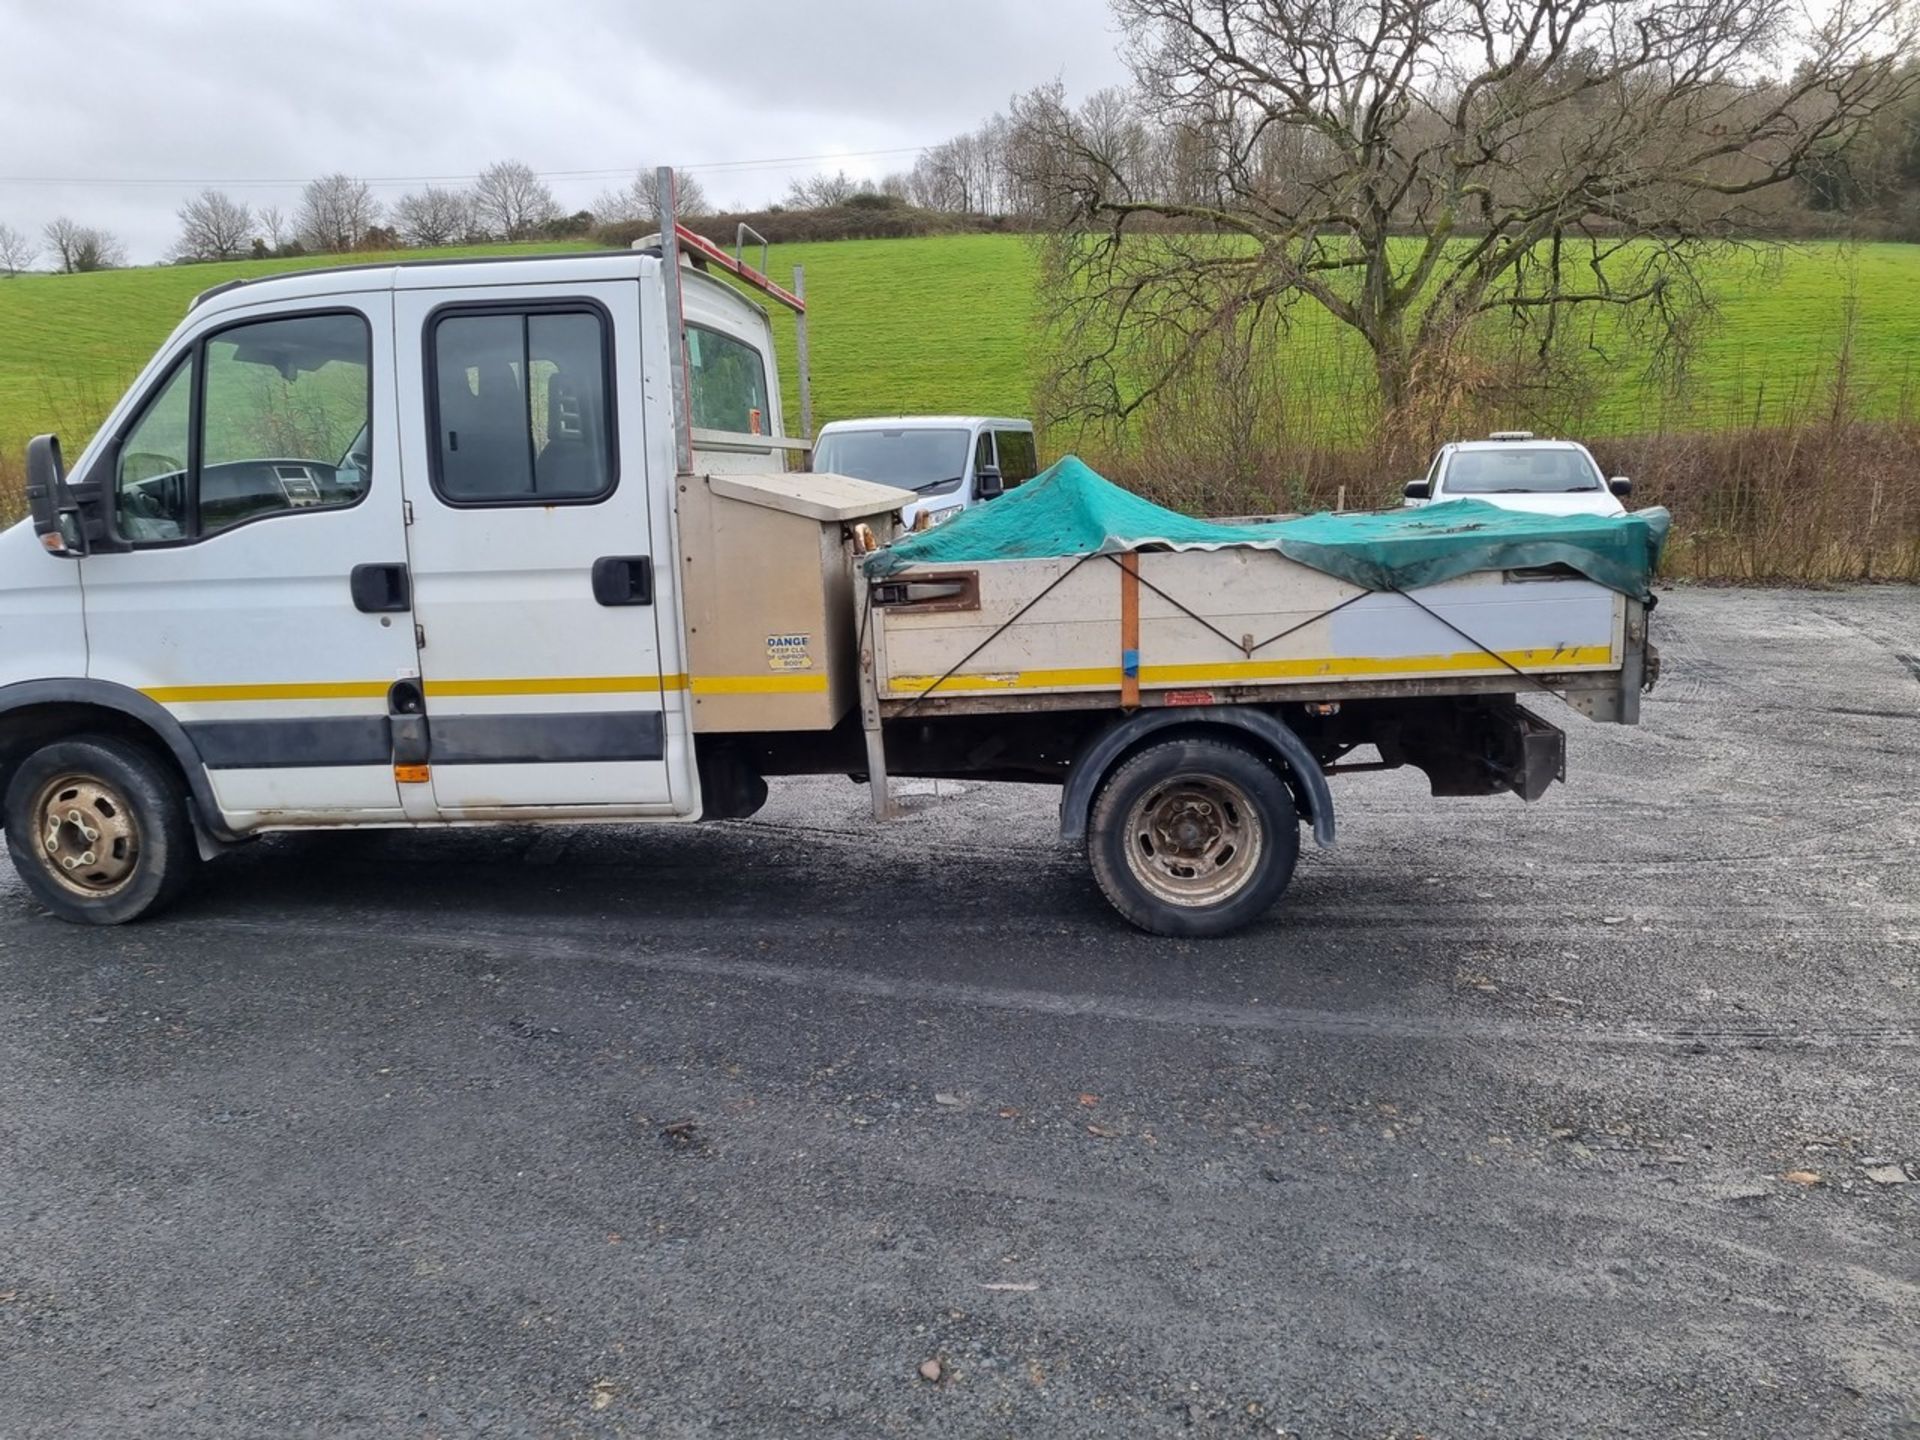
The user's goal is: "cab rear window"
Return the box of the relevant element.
[687,325,770,434]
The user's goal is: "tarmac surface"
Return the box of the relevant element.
[1,585,1916,1439]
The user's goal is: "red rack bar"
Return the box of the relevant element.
[674,224,806,314]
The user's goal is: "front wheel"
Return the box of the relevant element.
[4,736,200,924]
[1087,737,1300,938]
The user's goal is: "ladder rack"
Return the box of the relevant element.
[655,166,812,475]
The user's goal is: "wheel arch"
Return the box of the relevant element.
[1058,706,1335,848]
[0,680,235,843]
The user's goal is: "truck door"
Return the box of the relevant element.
[78,296,422,825]
[393,282,684,815]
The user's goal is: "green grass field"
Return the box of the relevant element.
[3,232,1918,457]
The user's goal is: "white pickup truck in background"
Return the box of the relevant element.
[1406,433,1633,517]
[811,416,1038,528]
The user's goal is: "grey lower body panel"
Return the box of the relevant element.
[184,717,391,769]
[430,712,665,765]
[184,712,665,769]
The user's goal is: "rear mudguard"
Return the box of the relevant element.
[1058,706,1334,848]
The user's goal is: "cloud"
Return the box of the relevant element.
[0,0,1129,261]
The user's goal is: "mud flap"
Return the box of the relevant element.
[1505,705,1566,802]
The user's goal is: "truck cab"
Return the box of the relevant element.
[1,229,915,923]
[810,416,1038,528]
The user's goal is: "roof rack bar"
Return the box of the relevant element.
[794,266,812,447]
[674,224,805,314]
[734,222,770,280]
[656,166,696,476]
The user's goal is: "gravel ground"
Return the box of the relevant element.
[1,586,1916,1440]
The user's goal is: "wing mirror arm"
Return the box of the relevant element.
[25,436,85,557]
[25,435,125,556]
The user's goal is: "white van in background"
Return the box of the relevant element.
[811,416,1039,528]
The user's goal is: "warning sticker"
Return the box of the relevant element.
[766,633,813,671]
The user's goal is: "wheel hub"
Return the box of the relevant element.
[34,776,139,896]
[1123,775,1263,908]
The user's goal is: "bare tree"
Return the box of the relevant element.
[471,160,558,240]
[172,188,254,262]
[784,169,864,209]
[1021,0,1920,419]
[259,204,288,251]
[42,217,125,273]
[0,222,34,276]
[296,174,381,252]
[394,186,473,247]
[594,168,710,222]
[42,217,84,273]
[915,135,995,213]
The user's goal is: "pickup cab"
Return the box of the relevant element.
[0,174,1659,937]
[1405,433,1632,516]
[811,416,1038,528]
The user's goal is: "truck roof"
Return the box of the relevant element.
[816,416,1032,431]
[1445,437,1589,453]
[188,248,766,329]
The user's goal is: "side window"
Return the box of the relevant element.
[115,359,194,543]
[974,431,996,476]
[687,324,770,434]
[112,311,372,546]
[199,313,371,536]
[431,307,614,504]
[994,430,1038,485]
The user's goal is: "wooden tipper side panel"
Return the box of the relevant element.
[872,548,1625,705]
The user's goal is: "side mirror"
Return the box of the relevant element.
[1608,476,1633,498]
[1404,479,1431,500]
[975,464,1005,499]
[24,435,85,556]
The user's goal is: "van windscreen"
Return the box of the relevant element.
[814,428,970,491]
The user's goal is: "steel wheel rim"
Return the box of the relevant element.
[1121,772,1263,908]
[33,773,140,897]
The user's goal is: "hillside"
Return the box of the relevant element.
[4,233,1920,457]
[0,235,1037,456]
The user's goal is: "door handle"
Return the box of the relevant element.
[350,562,411,613]
[591,555,653,607]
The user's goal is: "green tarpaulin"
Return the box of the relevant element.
[865,456,1669,601]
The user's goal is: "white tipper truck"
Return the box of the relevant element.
[1,173,1658,937]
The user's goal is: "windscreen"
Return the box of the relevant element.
[1445,447,1601,494]
[814,428,970,491]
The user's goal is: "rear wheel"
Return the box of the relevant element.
[1087,737,1299,938]
[4,736,199,925]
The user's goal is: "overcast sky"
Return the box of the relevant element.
[0,0,1131,263]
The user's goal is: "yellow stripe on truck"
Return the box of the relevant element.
[689,673,828,695]
[140,680,393,703]
[140,672,834,703]
[885,644,1618,696]
[424,675,688,697]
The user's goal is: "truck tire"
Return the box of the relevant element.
[3,736,199,925]
[1087,736,1299,938]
